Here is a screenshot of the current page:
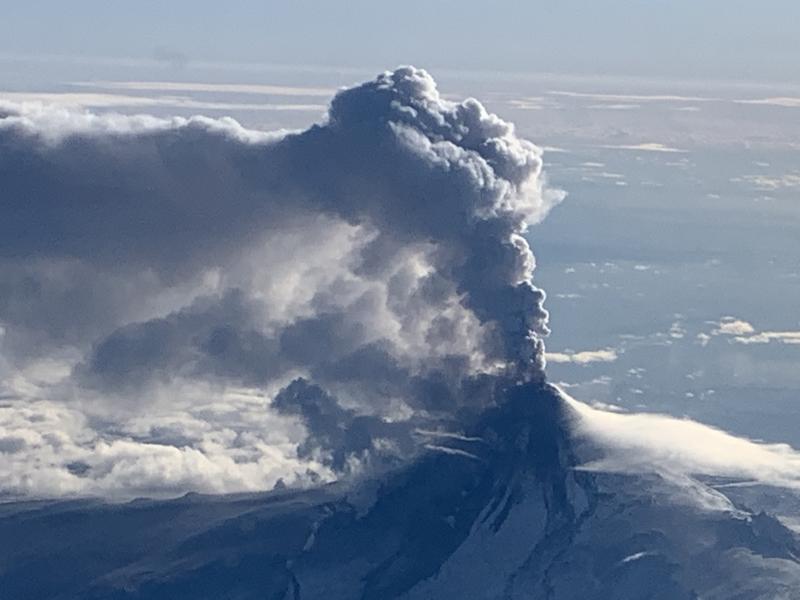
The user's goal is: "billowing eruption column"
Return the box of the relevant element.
[0,67,561,495]
[281,66,557,378]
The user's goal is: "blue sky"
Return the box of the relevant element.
[3,1,800,83]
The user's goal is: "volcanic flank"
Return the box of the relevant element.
[2,382,799,599]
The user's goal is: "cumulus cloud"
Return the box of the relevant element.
[0,392,326,499]
[713,317,756,336]
[0,67,561,498]
[708,316,800,345]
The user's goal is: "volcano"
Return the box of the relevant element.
[2,383,798,599]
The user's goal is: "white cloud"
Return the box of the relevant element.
[735,97,800,108]
[734,331,800,345]
[507,98,546,110]
[548,90,719,103]
[587,103,640,110]
[562,389,800,499]
[0,91,325,112]
[708,317,800,345]
[731,173,800,191]
[541,145,569,154]
[713,317,756,336]
[0,398,328,500]
[597,142,687,153]
[546,348,618,365]
[71,81,336,97]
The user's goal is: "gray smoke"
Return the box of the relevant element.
[0,67,561,497]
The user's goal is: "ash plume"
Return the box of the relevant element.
[0,67,561,498]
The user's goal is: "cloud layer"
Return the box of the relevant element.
[563,389,800,509]
[0,67,560,498]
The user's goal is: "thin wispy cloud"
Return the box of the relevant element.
[563,389,800,499]
[71,80,337,97]
[0,91,325,112]
[596,142,688,153]
[546,348,619,365]
[735,97,800,108]
[549,90,720,103]
[732,173,800,191]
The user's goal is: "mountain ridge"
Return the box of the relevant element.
[1,383,799,599]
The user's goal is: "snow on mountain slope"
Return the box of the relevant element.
[1,382,798,600]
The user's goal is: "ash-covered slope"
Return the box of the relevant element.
[1,383,798,600]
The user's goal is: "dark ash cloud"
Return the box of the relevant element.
[0,67,561,498]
